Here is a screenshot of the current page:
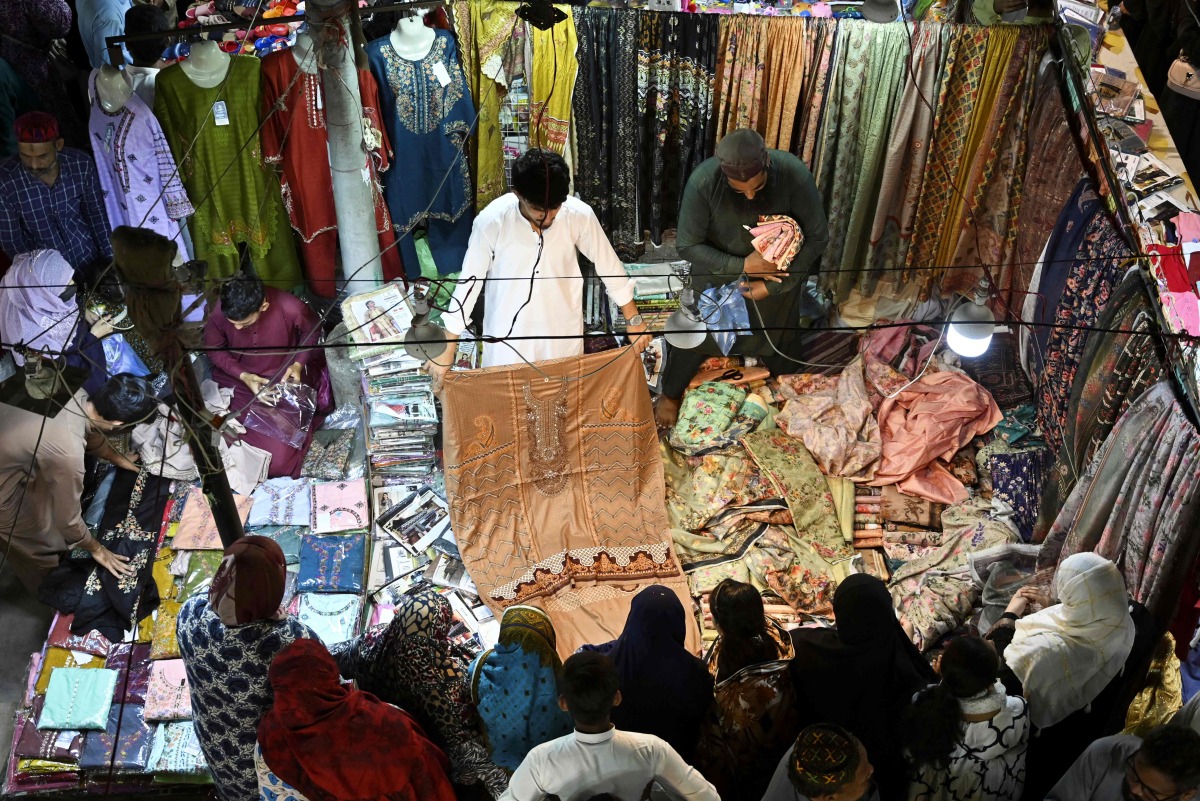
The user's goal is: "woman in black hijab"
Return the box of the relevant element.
[582,586,713,761]
[791,573,936,801]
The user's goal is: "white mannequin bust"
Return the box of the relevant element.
[291,29,318,73]
[389,9,435,61]
[180,39,231,88]
[94,64,133,113]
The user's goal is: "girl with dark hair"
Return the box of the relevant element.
[905,635,1030,801]
[695,580,799,801]
[708,578,789,682]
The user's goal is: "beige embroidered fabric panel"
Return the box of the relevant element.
[442,347,699,656]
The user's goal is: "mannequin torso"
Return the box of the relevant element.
[179,40,231,88]
[389,11,435,61]
[94,64,133,113]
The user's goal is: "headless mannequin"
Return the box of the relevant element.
[94,64,134,113]
[389,10,435,61]
[180,39,232,88]
[291,29,318,74]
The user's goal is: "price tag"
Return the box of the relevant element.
[213,100,230,127]
[431,62,451,88]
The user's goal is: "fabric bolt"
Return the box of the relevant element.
[174,595,318,801]
[982,446,1048,542]
[440,194,635,368]
[260,49,402,296]
[79,702,154,771]
[105,643,152,705]
[1033,272,1165,542]
[907,691,1030,801]
[864,23,947,289]
[0,148,113,273]
[248,478,313,528]
[1006,553,1137,730]
[39,668,118,730]
[581,586,714,763]
[572,6,642,258]
[944,27,1048,300]
[172,486,254,550]
[453,0,519,209]
[774,359,882,481]
[741,429,849,561]
[367,30,474,276]
[296,534,366,594]
[529,10,578,154]
[153,56,300,285]
[1032,181,1134,459]
[256,637,455,801]
[792,574,939,801]
[310,479,369,534]
[469,605,573,772]
[813,21,909,301]
[441,348,696,655]
[296,593,360,645]
[634,12,719,247]
[330,590,508,795]
[88,69,193,255]
[1039,382,1200,621]
[869,371,1003,504]
[144,659,191,721]
[38,468,172,644]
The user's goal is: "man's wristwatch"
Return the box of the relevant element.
[627,314,645,327]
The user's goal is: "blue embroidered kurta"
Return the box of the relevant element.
[367,30,475,277]
[175,596,317,801]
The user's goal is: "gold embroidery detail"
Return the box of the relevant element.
[523,379,570,496]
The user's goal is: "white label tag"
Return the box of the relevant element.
[54,731,76,749]
[213,100,230,127]
[431,62,451,88]
[317,512,333,531]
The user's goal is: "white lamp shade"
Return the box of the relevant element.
[665,308,707,349]
[946,300,996,358]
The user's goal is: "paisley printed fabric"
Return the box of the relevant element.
[329,590,508,796]
[174,596,317,801]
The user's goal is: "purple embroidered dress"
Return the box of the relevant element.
[88,70,194,256]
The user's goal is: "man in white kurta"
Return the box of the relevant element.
[428,149,647,387]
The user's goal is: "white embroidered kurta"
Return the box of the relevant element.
[442,194,635,368]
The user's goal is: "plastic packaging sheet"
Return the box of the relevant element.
[241,382,316,449]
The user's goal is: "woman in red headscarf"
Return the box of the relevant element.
[256,638,456,801]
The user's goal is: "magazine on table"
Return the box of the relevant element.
[1116,152,1183,198]
[1091,68,1140,117]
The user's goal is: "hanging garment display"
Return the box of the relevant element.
[441,347,696,654]
[37,469,172,643]
[153,55,301,286]
[260,48,403,297]
[572,6,642,259]
[367,29,475,277]
[529,9,578,154]
[453,0,519,209]
[87,70,194,257]
[297,533,367,593]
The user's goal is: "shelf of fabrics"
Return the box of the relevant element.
[337,287,499,650]
[180,0,304,57]
[665,329,1043,652]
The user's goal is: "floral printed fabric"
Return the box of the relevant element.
[1039,382,1200,621]
[669,382,747,455]
[742,429,850,560]
[774,359,882,481]
[172,486,254,550]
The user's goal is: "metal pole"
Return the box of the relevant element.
[306,1,386,292]
[110,226,245,548]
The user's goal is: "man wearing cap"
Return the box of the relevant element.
[762,724,878,801]
[0,111,114,278]
[659,128,828,427]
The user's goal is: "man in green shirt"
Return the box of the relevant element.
[657,128,829,428]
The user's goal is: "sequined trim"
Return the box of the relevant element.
[490,542,680,605]
[523,379,570,496]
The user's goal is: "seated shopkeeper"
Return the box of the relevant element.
[657,128,830,429]
[202,273,333,479]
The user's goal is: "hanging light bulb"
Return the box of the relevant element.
[665,286,708,350]
[947,286,996,358]
[404,291,450,363]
